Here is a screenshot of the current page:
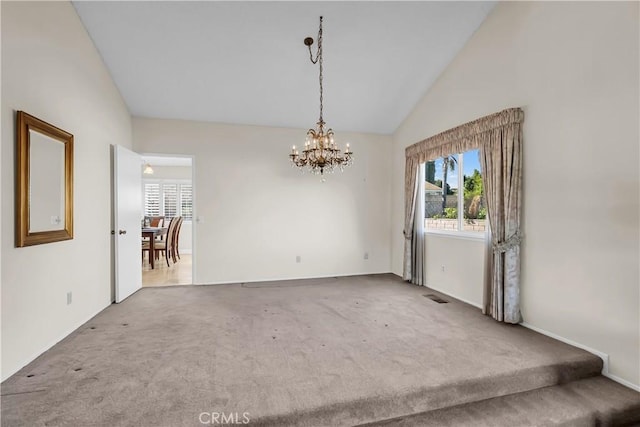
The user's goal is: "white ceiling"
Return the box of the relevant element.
[73,1,495,135]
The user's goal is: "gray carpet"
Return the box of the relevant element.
[1,274,638,426]
[362,376,640,427]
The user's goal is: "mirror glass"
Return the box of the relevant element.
[28,129,66,232]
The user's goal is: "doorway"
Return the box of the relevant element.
[140,155,194,287]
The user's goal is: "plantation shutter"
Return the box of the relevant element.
[144,183,160,217]
[180,184,193,220]
[163,184,178,218]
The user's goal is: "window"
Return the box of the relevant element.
[424,148,486,234]
[143,180,193,221]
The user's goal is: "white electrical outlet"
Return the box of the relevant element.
[364,252,369,260]
[66,292,72,305]
[441,265,445,272]
[296,255,301,263]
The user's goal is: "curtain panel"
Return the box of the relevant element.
[411,166,426,285]
[402,157,419,281]
[403,108,524,323]
[480,124,523,323]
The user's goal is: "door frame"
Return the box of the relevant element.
[139,153,196,285]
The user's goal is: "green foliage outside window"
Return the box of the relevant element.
[432,207,460,220]
[444,207,457,219]
[463,169,483,199]
[463,169,485,220]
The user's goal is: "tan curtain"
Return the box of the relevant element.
[402,157,419,281]
[480,123,523,323]
[411,165,426,285]
[403,108,524,322]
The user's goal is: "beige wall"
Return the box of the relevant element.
[133,117,392,284]
[1,2,132,380]
[391,1,639,386]
[424,235,485,308]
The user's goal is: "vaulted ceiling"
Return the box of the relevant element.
[73,1,495,134]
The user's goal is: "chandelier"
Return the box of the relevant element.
[289,16,353,176]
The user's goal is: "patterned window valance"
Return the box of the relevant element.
[405,108,524,162]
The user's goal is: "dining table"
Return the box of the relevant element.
[142,227,168,269]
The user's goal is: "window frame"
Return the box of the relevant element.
[424,150,485,241]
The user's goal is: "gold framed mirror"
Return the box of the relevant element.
[16,111,74,247]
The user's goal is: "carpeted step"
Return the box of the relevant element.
[248,356,603,427]
[0,279,620,427]
[358,376,640,427]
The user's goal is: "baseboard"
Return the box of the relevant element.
[423,283,483,309]
[604,372,640,392]
[521,322,640,391]
[520,322,610,375]
[193,271,394,286]
[418,304,640,392]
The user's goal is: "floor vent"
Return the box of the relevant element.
[423,294,449,304]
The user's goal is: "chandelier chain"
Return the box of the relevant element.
[307,17,324,124]
[318,16,323,124]
[290,16,353,177]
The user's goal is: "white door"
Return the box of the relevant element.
[113,145,142,303]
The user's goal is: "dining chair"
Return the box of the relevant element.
[150,216,166,243]
[154,217,180,267]
[148,217,179,267]
[142,216,165,245]
[149,216,165,227]
[142,223,168,265]
[172,217,184,262]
